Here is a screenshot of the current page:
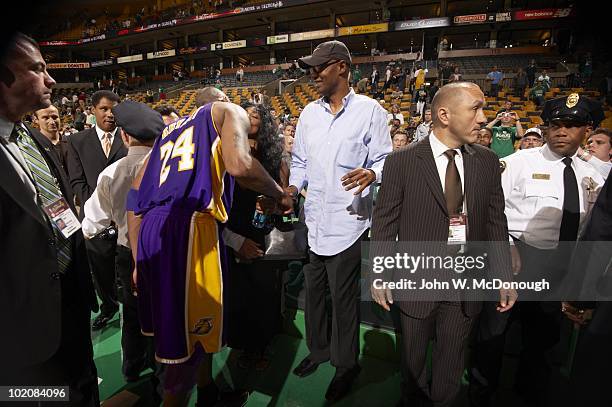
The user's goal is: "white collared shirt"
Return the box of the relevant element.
[82,146,150,248]
[289,88,392,256]
[584,155,611,180]
[95,125,118,153]
[0,117,36,200]
[429,131,465,195]
[501,145,605,249]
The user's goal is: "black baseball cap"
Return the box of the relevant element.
[298,40,352,69]
[540,93,604,127]
[112,100,165,141]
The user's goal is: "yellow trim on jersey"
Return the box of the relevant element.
[206,104,229,223]
[187,212,223,354]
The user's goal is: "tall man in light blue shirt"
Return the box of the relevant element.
[486,66,503,97]
[287,40,392,402]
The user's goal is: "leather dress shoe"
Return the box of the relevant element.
[292,357,322,378]
[325,365,361,402]
[92,313,115,331]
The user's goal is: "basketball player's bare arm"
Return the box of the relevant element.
[212,102,292,211]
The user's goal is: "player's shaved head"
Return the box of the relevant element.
[195,87,229,107]
[431,82,481,125]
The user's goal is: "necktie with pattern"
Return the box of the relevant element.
[444,149,463,215]
[103,132,112,157]
[14,124,72,274]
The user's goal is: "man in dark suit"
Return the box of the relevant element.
[561,175,612,406]
[0,32,99,405]
[371,82,516,407]
[67,89,127,330]
[32,104,70,172]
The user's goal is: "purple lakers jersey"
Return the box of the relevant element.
[135,102,234,362]
[136,103,232,222]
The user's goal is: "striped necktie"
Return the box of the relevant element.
[14,124,72,274]
[103,133,112,157]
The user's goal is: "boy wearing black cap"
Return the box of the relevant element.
[82,100,164,383]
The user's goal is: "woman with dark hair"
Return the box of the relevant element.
[223,102,289,371]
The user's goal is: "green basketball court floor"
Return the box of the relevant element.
[95,309,576,406]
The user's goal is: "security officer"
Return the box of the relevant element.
[82,100,164,383]
[469,93,605,407]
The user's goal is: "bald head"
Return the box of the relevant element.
[430,82,486,148]
[195,87,229,107]
[431,82,481,125]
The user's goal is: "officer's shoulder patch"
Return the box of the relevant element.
[499,160,507,173]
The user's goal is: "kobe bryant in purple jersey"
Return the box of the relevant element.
[127,89,293,406]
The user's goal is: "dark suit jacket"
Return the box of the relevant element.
[0,127,97,369]
[371,137,512,318]
[66,127,127,215]
[26,126,70,177]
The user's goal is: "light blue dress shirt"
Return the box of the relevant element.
[290,88,392,256]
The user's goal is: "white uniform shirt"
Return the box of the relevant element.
[82,146,150,248]
[501,145,605,249]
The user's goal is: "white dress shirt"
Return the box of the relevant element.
[584,155,611,180]
[290,88,392,256]
[501,145,605,249]
[0,117,36,200]
[95,125,118,153]
[429,131,465,195]
[82,146,150,248]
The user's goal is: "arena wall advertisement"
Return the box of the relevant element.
[513,7,574,21]
[266,34,289,45]
[337,23,389,36]
[394,17,450,31]
[90,59,114,67]
[117,54,143,64]
[289,29,335,42]
[146,49,177,59]
[47,62,91,69]
[452,13,495,25]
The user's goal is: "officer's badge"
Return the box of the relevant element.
[190,318,214,335]
[499,160,506,173]
[566,93,579,108]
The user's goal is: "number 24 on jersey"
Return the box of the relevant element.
[159,126,196,186]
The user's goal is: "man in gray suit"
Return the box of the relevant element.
[371,82,516,407]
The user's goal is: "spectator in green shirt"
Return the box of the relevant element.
[351,65,362,87]
[486,110,524,158]
[529,80,547,107]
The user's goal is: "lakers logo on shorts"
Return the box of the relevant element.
[190,317,214,335]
